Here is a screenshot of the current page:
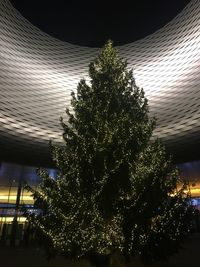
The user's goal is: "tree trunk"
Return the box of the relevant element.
[89,253,111,267]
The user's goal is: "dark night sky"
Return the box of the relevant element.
[10,0,191,47]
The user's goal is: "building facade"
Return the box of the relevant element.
[0,0,199,244]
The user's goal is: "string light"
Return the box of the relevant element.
[25,41,193,265]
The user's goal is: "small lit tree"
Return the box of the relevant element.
[26,41,193,266]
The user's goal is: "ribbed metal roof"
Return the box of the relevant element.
[0,0,199,166]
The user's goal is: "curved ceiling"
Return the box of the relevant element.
[0,0,199,166]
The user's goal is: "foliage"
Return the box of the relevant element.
[25,41,193,266]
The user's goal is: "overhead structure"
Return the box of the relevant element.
[0,0,199,166]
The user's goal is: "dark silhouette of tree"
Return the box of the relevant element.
[26,41,193,266]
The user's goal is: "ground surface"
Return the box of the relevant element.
[0,233,199,267]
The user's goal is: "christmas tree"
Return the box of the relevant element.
[26,41,193,266]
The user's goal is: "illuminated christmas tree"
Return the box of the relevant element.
[26,41,193,266]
